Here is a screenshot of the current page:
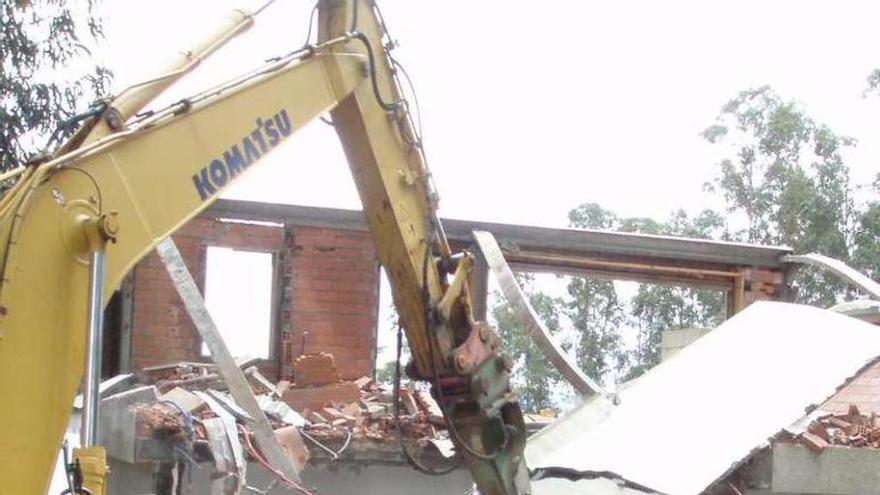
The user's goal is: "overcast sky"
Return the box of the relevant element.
[99,0,880,229]
[43,5,880,488]
[94,1,880,375]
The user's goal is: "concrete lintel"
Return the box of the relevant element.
[206,199,792,269]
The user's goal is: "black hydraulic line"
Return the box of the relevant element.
[393,323,462,475]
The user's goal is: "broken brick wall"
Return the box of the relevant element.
[281,226,380,380]
[127,216,380,382]
[742,267,785,306]
[823,360,880,415]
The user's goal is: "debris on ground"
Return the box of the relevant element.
[133,403,189,443]
[297,375,448,445]
[282,381,361,412]
[273,351,450,446]
[796,404,880,453]
[292,352,340,387]
[98,350,459,487]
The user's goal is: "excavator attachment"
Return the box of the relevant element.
[0,1,530,494]
[318,1,531,493]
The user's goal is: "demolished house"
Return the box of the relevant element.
[67,199,880,495]
[89,301,880,495]
[83,352,467,495]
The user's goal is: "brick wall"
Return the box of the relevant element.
[282,226,380,380]
[127,216,380,382]
[823,360,880,415]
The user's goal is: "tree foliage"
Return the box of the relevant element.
[851,172,880,281]
[565,204,628,380]
[486,83,879,407]
[1,0,111,172]
[623,210,727,378]
[867,69,880,97]
[701,86,868,306]
[853,199,880,280]
[566,204,728,381]
[491,274,567,412]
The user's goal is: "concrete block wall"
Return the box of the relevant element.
[660,327,711,361]
[739,443,880,495]
[127,217,380,381]
[659,268,784,363]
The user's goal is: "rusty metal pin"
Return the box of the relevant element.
[455,353,469,372]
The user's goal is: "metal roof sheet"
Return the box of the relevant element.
[526,302,880,495]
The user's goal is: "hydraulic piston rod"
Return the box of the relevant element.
[73,249,111,495]
[81,250,106,447]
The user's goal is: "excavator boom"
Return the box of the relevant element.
[0,2,529,494]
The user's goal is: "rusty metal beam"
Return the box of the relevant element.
[510,262,734,291]
[156,238,304,484]
[506,251,741,282]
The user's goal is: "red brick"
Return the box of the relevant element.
[399,389,420,415]
[800,432,828,453]
[292,352,339,387]
[294,279,332,291]
[282,381,359,411]
[130,215,379,383]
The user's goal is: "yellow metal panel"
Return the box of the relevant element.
[73,447,109,495]
[319,0,453,376]
[318,6,530,493]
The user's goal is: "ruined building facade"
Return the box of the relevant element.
[103,199,792,382]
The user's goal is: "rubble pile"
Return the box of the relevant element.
[298,376,448,444]
[96,352,456,476]
[266,351,451,445]
[107,367,309,475]
[133,403,189,443]
[141,359,272,395]
[292,352,339,387]
[798,404,880,453]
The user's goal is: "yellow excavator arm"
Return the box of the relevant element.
[0,1,529,494]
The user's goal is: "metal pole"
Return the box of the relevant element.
[471,247,489,322]
[81,249,106,447]
[473,230,606,398]
[156,238,306,482]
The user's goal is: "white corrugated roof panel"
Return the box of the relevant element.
[526,302,880,495]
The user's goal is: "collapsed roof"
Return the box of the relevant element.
[526,302,880,495]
